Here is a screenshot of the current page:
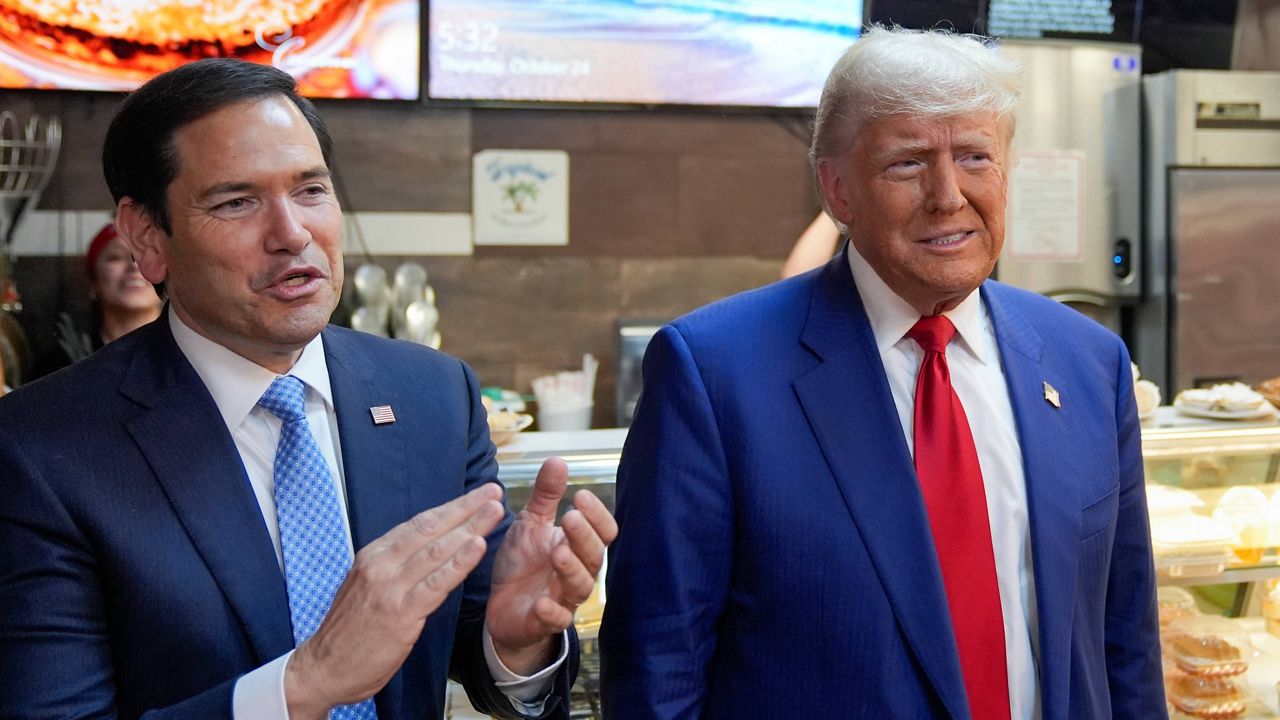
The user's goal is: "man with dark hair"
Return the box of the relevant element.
[0,58,615,720]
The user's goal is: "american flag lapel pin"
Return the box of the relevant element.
[370,405,396,425]
[1043,382,1061,409]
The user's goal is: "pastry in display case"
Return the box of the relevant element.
[1167,671,1247,719]
[1258,378,1280,411]
[1166,616,1252,677]
[1215,487,1272,565]
[1150,484,1208,517]
[1165,616,1255,718]
[1174,384,1277,422]
[1156,589,1276,718]
[1151,514,1239,578]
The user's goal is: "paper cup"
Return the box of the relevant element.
[538,404,593,432]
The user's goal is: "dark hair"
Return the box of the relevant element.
[102,58,334,234]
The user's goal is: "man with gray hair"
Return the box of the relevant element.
[600,27,1164,719]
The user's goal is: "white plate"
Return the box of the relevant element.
[1174,399,1278,421]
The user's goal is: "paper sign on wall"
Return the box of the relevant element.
[472,149,569,246]
[1007,150,1084,261]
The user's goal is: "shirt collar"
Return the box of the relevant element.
[168,307,334,431]
[845,244,991,365]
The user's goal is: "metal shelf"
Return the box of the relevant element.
[1142,407,1280,460]
[1161,565,1280,587]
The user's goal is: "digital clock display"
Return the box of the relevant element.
[427,0,862,108]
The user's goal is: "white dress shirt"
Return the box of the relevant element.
[847,249,1041,720]
[167,310,561,718]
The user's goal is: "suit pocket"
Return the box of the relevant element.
[1080,485,1119,540]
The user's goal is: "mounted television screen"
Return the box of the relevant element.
[0,0,419,98]
[428,0,863,109]
[986,0,1137,43]
[867,0,1139,44]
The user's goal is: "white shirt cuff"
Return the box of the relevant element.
[232,650,293,720]
[482,622,569,714]
[232,629,567,718]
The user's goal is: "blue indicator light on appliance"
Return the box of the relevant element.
[1113,56,1139,72]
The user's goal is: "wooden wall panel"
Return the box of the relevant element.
[677,154,819,257]
[326,104,472,211]
[472,109,604,152]
[564,153,682,257]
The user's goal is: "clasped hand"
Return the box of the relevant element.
[284,457,616,718]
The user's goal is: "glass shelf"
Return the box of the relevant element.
[1162,564,1280,587]
[1143,406,1280,461]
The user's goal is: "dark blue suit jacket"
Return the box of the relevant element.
[600,252,1165,719]
[0,318,575,719]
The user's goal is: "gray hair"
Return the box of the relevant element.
[810,26,1022,174]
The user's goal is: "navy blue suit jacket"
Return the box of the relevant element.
[0,319,575,719]
[600,252,1165,719]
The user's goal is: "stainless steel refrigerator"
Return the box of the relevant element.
[994,39,1144,331]
[1138,70,1280,392]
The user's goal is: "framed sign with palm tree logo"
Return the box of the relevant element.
[472,149,569,246]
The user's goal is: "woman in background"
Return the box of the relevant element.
[780,212,842,279]
[56,222,162,362]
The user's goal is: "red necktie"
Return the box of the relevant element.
[907,315,1010,720]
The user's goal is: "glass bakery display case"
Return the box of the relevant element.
[1143,408,1280,589]
[1142,407,1280,718]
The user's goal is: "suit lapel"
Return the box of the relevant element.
[982,283,1077,720]
[322,328,410,551]
[792,253,970,719]
[120,319,294,664]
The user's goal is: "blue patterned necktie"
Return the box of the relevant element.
[258,375,377,720]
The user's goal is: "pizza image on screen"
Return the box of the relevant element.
[0,0,419,98]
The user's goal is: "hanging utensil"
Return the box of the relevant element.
[0,110,62,388]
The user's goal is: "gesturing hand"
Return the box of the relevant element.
[485,457,618,674]
[284,482,506,720]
